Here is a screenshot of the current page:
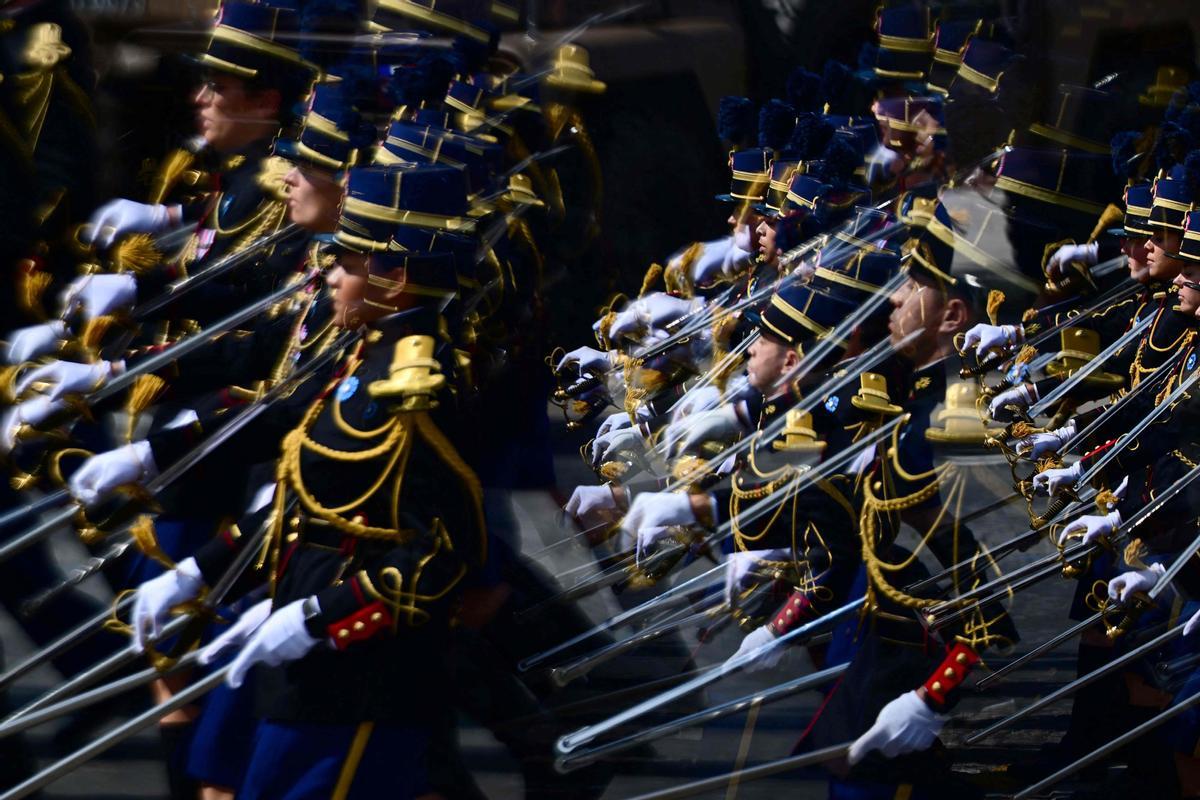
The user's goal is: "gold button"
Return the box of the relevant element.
[352,515,365,524]
[873,481,883,491]
[785,609,794,617]
[956,653,969,665]
[370,612,383,623]
[931,681,943,693]
[793,598,802,606]
[286,533,298,542]
[886,448,896,458]
[337,629,349,639]
[944,667,956,679]
[353,621,365,631]
[289,517,301,529]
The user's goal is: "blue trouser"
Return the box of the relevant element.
[238,719,430,799]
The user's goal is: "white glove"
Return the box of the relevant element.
[226,598,321,689]
[988,383,1038,419]
[1058,510,1121,547]
[130,557,204,653]
[15,359,114,401]
[596,410,634,439]
[1032,461,1081,496]
[686,239,733,286]
[197,598,273,665]
[68,441,157,508]
[556,346,616,374]
[724,625,783,673]
[671,385,722,423]
[0,396,66,453]
[591,424,644,465]
[564,484,624,532]
[60,274,138,321]
[962,323,1023,359]
[1184,606,1200,636]
[5,321,67,364]
[85,199,176,248]
[1045,242,1100,279]
[867,144,904,185]
[609,293,696,340]
[848,690,947,765]
[724,549,789,604]
[622,491,701,563]
[663,404,746,457]
[1107,563,1164,602]
[1017,420,1076,459]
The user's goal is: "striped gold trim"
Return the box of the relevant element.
[815,266,881,293]
[382,135,467,170]
[291,139,348,170]
[1152,194,1195,212]
[342,195,475,232]
[903,239,957,285]
[932,49,964,65]
[333,228,391,252]
[878,33,933,53]
[1027,122,1108,155]
[210,24,318,72]
[304,112,350,142]
[956,61,1002,92]
[760,314,796,344]
[875,67,927,80]
[1126,203,1151,216]
[926,210,1008,272]
[374,0,491,42]
[770,295,845,345]
[196,53,257,78]
[995,174,1107,216]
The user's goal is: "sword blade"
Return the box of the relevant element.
[1029,313,1153,415]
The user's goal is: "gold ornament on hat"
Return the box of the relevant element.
[1044,328,1124,389]
[772,409,827,454]
[925,381,1003,445]
[850,373,904,416]
[544,45,607,94]
[368,335,445,412]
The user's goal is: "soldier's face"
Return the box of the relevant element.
[193,73,280,153]
[326,253,369,328]
[1121,236,1152,283]
[746,334,797,395]
[755,218,778,263]
[284,164,343,233]
[1147,228,1185,281]
[1172,263,1200,316]
[888,275,943,360]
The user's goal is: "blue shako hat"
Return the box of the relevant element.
[273,81,371,171]
[332,163,474,253]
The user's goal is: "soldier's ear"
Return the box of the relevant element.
[939,296,969,335]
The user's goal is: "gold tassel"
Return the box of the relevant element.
[129,514,175,570]
[639,262,663,297]
[1123,538,1148,570]
[1022,307,1038,324]
[1094,489,1120,512]
[1014,344,1037,365]
[985,289,1005,326]
[18,264,51,320]
[124,373,167,442]
[79,315,115,359]
[148,147,195,205]
[110,233,162,274]
[1088,203,1126,244]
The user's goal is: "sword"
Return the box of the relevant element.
[974,467,1200,690]
[0,594,132,693]
[555,597,864,754]
[622,741,855,800]
[0,667,229,800]
[0,488,69,533]
[556,662,850,773]
[1013,686,1200,799]
[1027,312,1154,416]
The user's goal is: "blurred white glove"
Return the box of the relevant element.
[556,346,616,374]
[1017,421,1076,459]
[1045,242,1099,279]
[867,144,905,184]
[564,484,625,532]
[225,598,321,689]
[0,396,66,453]
[609,293,697,340]
[1032,461,1081,496]
[5,321,67,364]
[68,441,157,507]
[663,404,746,457]
[130,557,204,652]
[622,491,701,563]
[848,690,947,765]
[197,598,273,665]
[671,385,722,423]
[1058,510,1121,547]
[1107,563,1164,602]
[962,323,1023,359]
[724,625,783,673]
[85,199,176,248]
[596,410,634,440]
[15,359,114,401]
[686,239,734,286]
[60,274,137,321]
[591,424,644,465]
[724,549,789,604]
[1184,606,1200,636]
[988,383,1038,419]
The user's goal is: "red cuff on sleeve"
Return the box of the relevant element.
[767,590,813,636]
[923,642,980,708]
[327,600,394,651]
